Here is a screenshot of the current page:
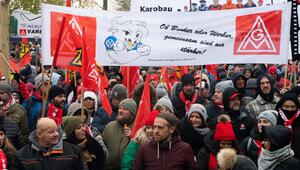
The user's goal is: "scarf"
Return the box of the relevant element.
[179,91,198,113]
[0,149,7,170]
[194,127,210,135]
[258,144,294,170]
[47,103,63,125]
[0,96,13,114]
[279,109,300,129]
[208,152,218,170]
[254,139,263,156]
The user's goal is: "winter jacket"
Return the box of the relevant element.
[171,94,203,120]
[102,120,132,170]
[178,116,209,155]
[133,137,197,170]
[273,157,300,170]
[121,140,139,170]
[205,101,223,129]
[1,117,22,149]
[22,95,42,132]
[92,107,118,133]
[5,103,29,146]
[240,127,263,164]
[245,95,279,119]
[13,129,87,170]
[66,134,106,170]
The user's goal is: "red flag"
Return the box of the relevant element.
[66,0,71,7]
[121,66,140,98]
[206,64,218,79]
[131,76,151,138]
[9,37,31,73]
[51,14,96,72]
[170,66,189,79]
[97,64,112,115]
[160,66,172,91]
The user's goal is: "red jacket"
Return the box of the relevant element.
[133,137,197,170]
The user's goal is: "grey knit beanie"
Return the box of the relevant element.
[215,80,234,92]
[0,82,11,94]
[35,73,50,88]
[246,78,257,89]
[187,104,208,122]
[156,96,174,113]
[111,84,128,100]
[119,99,137,116]
[257,110,278,126]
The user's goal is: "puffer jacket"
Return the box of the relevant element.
[13,128,87,170]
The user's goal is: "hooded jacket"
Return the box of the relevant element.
[133,137,197,170]
[275,94,300,160]
[223,87,256,141]
[231,73,247,95]
[14,128,87,170]
[257,75,274,103]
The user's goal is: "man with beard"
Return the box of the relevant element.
[231,72,247,96]
[133,112,197,170]
[171,74,203,120]
[246,75,279,119]
[222,87,256,141]
[0,82,28,147]
[42,85,67,125]
[102,98,137,170]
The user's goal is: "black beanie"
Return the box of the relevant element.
[263,125,292,151]
[48,85,66,101]
[181,74,195,86]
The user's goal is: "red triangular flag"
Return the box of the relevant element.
[131,76,151,138]
[121,66,140,98]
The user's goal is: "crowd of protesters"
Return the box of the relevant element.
[0,28,298,170]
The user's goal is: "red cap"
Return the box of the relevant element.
[268,66,277,74]
[229,92,241,100]
[214,122,236,141]
[150,74,159,81]
[145,110,160,126]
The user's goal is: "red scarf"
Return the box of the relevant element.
[179,91,198,113]
[47,103,63,125]
[208,153,218,170]
[254,139,263,156]
[0,149,7,170]
[279,109,300,129]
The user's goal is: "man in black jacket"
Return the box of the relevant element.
[14,117,87,170]
[171,74,203,119]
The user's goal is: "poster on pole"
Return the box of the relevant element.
[42,3,291,66]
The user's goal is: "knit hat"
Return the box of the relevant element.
[0,82,11,94]
[35,73,50,88]
[84,91,98,111]
[214,122,236,141]
[119,99,137,116]
[111,84,127,100]
[155,87,167,99]
[62,116,83,138]
[145,110,160,126]
[156,112,179,127]
[48,85,66,101]
[155,96,174,113]
[268,66,277,74]
[246,78,257,89]
[181,74,195,86]
[257,110,278,126]
[187,104,208,122]
[215,80,234,92]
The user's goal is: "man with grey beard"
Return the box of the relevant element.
[171,73,204,119]
[102,98,137,170]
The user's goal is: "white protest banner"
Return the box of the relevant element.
[11,9,42,38]
[42,3,291,66]
[130,0,190,12]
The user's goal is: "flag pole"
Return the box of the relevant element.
[127,66,130,98]
[199,65,203,95]
[283,64,288,93]
[293,61,297,87]
[74,71,77,88]
[81,26,87,119]
[289,62,294,90]
[0,52,15,73]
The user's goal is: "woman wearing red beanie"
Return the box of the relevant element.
[197,115,240,170]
